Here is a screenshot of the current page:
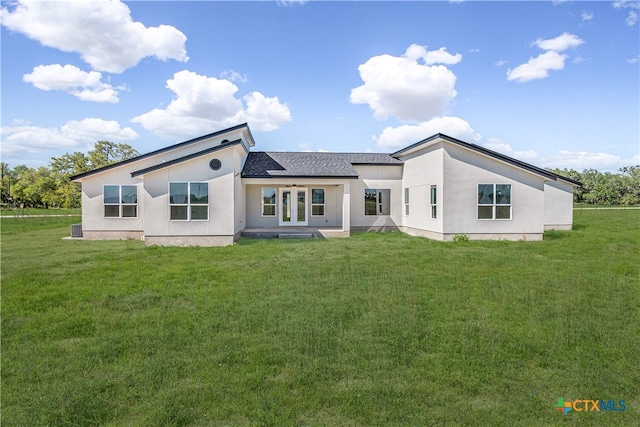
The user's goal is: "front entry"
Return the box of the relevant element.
[279,188,308,226]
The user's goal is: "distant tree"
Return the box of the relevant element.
[88,141,138,169]
[46,141,139,208]
[50,151,91,176]
[11,167,57,208]
[618,166,640,205]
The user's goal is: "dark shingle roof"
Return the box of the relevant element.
[241,152,402,178]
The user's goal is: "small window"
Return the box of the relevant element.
[170,182,208,221]
[262,187,276,216]
[430,185,437,219]
[311,188,325,216]
[103,185,137,218]
[478,184,511,220]
[404,188,410,216]
[365,189,390,216]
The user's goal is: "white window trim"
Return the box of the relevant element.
[364,189,391,216]
[430,185,437,220]
[261,187,276,217]
[404,187,410,216]
[477,183,512,221]
[169,181,209,222]
[103,184,138,219]
[311,188,325,217]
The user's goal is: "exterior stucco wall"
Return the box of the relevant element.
[234,149,248,234]
[80,168,145,236]
[244,183,343,228]
[142,148,239,240]
[442,144,545,237]
[396,142,444,234]
[350,165,403,230]
[544,180,574,230]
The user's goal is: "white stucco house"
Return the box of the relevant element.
[71,123,580,246]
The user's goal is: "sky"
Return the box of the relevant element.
[1,0,639,172]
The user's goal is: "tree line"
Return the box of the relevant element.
[1,141,138,209]
[1,142,638,209]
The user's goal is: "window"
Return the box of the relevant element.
[478,184,511,220]
[365,189,390,216]
[404,188,410,216]
[170,182,208,221]
[103,185,137,218]
[430,185,437,219]
[262,187,276,216]
[311,188,325,216]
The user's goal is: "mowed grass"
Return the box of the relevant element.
[1,211,638,426]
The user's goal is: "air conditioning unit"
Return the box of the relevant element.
[71,224,83,238]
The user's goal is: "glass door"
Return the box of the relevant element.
[279,188,308,226]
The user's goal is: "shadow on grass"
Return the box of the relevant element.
[543,230,573,240]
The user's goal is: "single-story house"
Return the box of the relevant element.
[71,123,581,246]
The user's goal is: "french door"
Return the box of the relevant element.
[279,188,308,226]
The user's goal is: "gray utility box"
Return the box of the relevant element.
[71,224,83,238]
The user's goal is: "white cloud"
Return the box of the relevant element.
[375,116,481,150]
[277,0,308,6]
[627,55,640,64]
[494,60,508,67]
[507,33,584,83]
[613,0,640,9]
[1,118,139,156]
[0,0,188,73]
[350,44,461,122]
[299,142,328,152]
[507,51,567,83]
[404,44,462,65]
[243,92,292,132]
[483,138,540,162]
[482,138,639,171]
[221,70,248,83]
[131,70,291,140]
[581,11,594,21]
[532,32,584,52]
[626,10,639,25]
[541,150,635,171]
[23,64,120,103]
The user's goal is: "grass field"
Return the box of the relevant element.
[1,211,638,426]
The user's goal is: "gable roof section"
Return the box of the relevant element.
[70,123,253,181]
[131,139,243,177]
[392,133,582,186]
[241,152,402,178]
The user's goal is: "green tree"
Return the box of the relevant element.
[47,142,139,208]
[88,141,138,169]
[50,151,90,176]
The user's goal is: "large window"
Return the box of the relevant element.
[404,188,410,216]
[170,182,208,221]
[430,185,437,219]
[262,187,276,216]
[312,188,325,216]
[478,184,511,220]
[365,189,390,216]
[104,185,137,218]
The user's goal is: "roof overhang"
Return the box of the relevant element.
[71,123,253,182]
[392,133,582,186]
[131,139,243,178]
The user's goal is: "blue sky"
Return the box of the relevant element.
[1,0,638,172]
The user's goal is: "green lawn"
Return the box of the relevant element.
[0,207,81,217]
[1,211,638,426]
